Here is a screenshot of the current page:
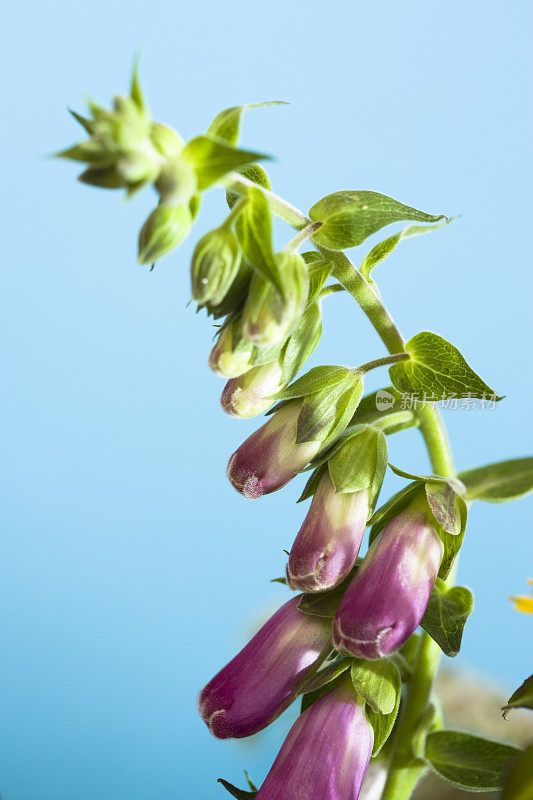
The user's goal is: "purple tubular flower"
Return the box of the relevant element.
[255,678,373,800]
[198,596,331,739]
[333,495,444,659]
[227,400,321,499]
[287,472,369,592]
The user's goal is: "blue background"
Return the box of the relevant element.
[1,1,532,798]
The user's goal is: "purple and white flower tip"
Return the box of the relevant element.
[227,400,321,499]
[221,360,284,419]
[198,595,331,740]
[287,472,369,592]
[255,678,373,800]
[333,495,443,659]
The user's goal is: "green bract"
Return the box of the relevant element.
[191,227,242,305]
[278,365,364,446]
[137,204,192,265]
[308,190,446,250]
[420,579,474,657]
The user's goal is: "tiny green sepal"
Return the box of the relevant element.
[502,674,533,718]
[308,190,447,250]
[389,331,501,401]
[217,776,256,799]
[296,658,352,697]
[458,457,533,503]
[420,579,474,657]
[423,730,521,792]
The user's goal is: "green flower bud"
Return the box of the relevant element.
[191,228,242,306]
[138,204,192,265]
[150,122,184,158]
[201,258,253,319]
[221,359,284,418]
[154,159,197,206]
[208,315,255,378]
[241,252,309,347]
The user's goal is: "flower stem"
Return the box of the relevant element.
[223,175,458,800]
[356,352,410,375]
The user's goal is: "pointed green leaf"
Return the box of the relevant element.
[350,658,401,715]
[502,675,533,718]
[280,301,322,385]
[279,365,357,401]
[233,186,281,291]
[328,426,387,511]
[181,135,270,191]
[420,580,473,657]
[208,101,287,146]
[308,190,447,250]
[389,331,500,400]
[360,218,454,280]
[424,731,520,792]
[458,457,533,503]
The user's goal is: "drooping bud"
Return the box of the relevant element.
[208,315,255,378]
[227,400,321,499]
[333,493,444,659]
[198,596,331,739]
[255,678,373,800]
[241,252,309,347]
[137,204,192,265]
[221,359,284,418]
[287,471,369,592]
[191,227,242,306]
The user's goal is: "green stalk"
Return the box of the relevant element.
[224,177,459,800]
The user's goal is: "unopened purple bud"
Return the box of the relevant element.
[333,496,443,659]
[287,472,368,592]
[221,360,284,418]
[198,596,331,739]
[227,400,321,499]
[255,678,373,800]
